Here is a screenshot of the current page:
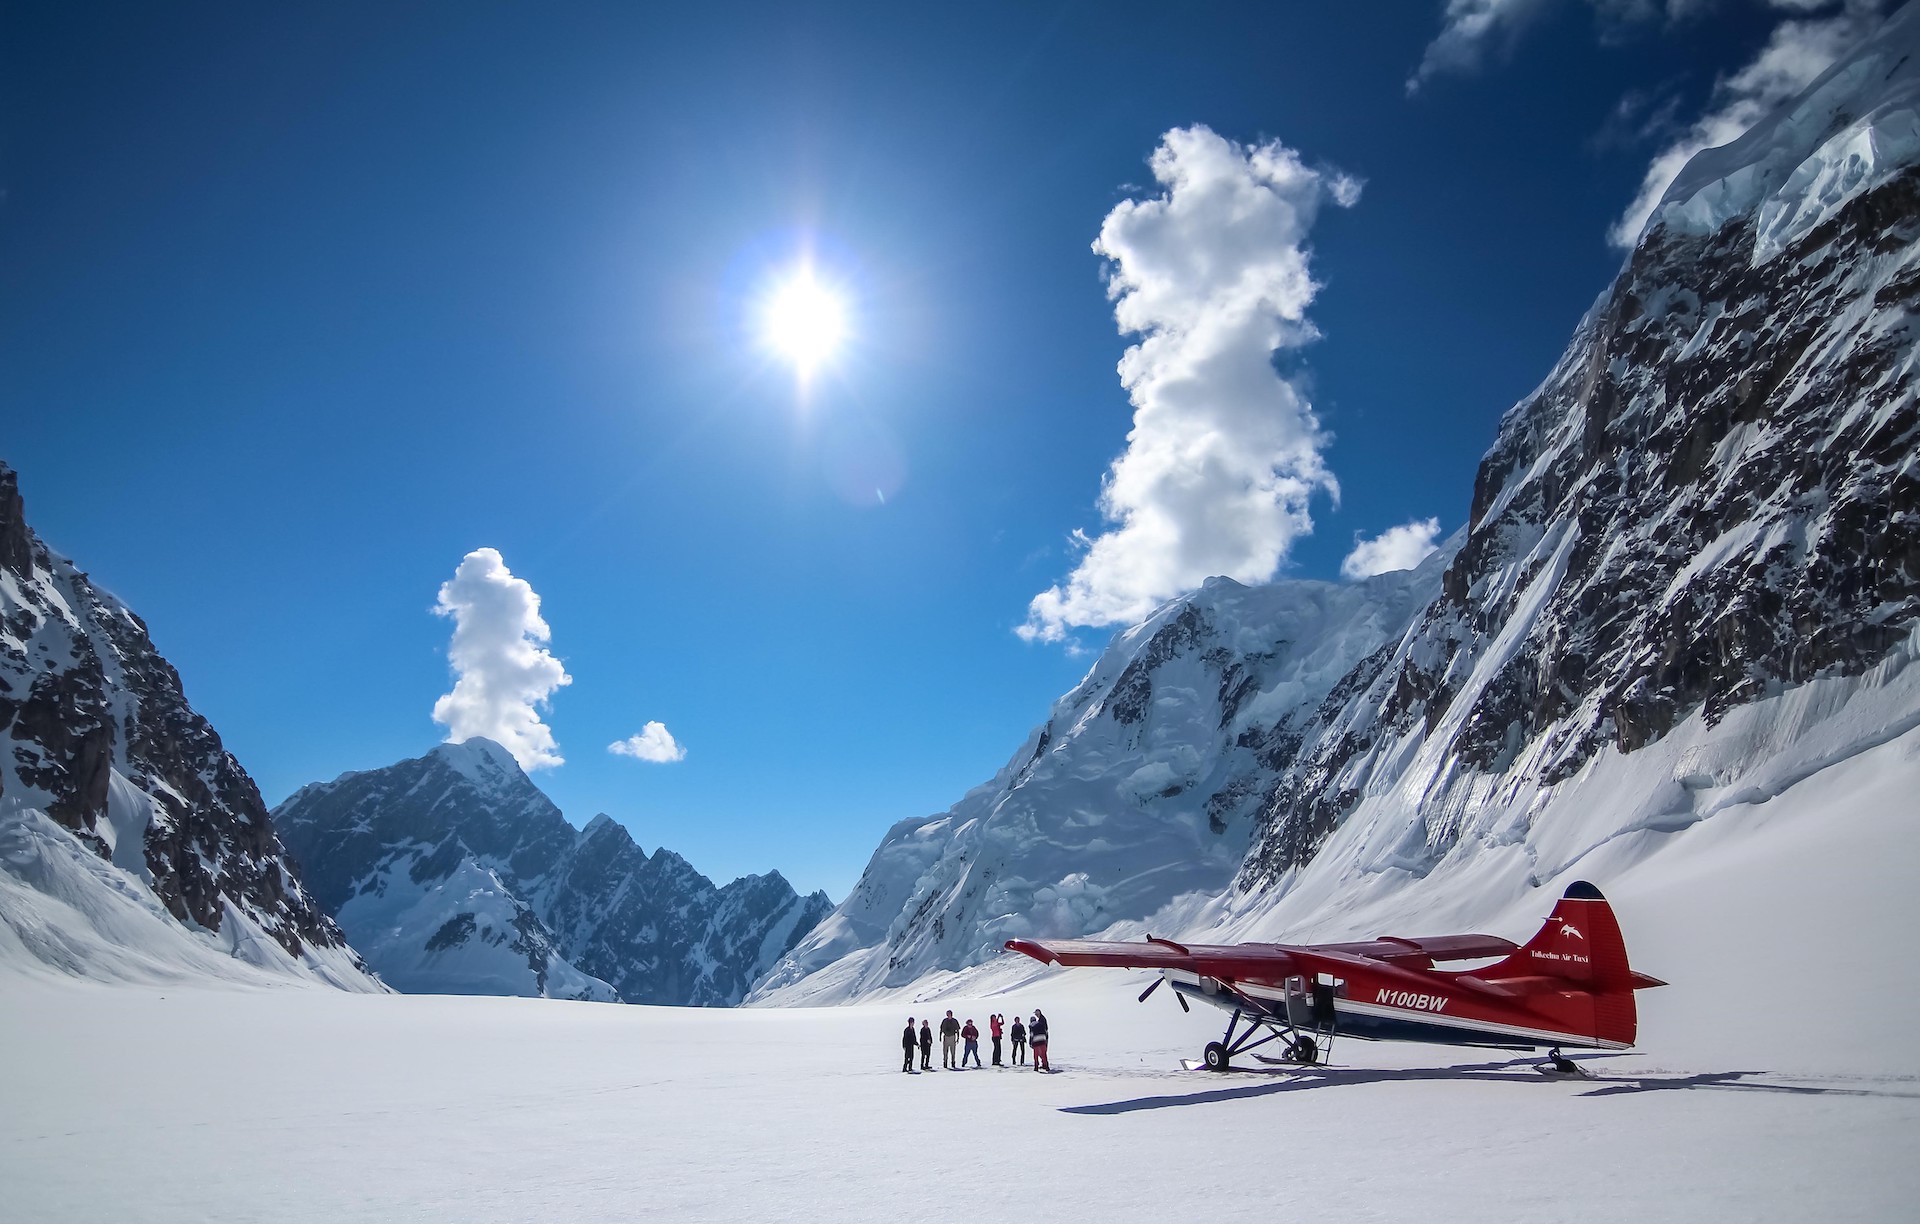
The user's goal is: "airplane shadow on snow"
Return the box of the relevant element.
[1059,1055,1920,1116]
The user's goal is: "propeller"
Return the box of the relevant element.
[1139,974,1190,1011]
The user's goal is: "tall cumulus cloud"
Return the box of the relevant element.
[431,547,571,771]
[1020,126,1358,644]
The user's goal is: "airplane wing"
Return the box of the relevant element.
[1311,934,1519,963]
[1008,936,1554,1003]
[1006,933,1520,974]
[1006,937,1208,970]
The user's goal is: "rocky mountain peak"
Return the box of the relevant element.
[275,750,831,1005]
[580,812,624,840]
[0,459,364,983]
[429,736,528,787]
[0,464,34,580]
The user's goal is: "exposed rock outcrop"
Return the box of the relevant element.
[0,462,358,969]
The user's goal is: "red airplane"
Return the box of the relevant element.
[1004,881,1666,1075]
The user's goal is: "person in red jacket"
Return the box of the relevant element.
[989,1014,1005,1066]
[960,1018,982,1068]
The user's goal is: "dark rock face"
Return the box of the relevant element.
[0,462,350,959]
[1240,162,1920,884]
[274,742,833,1005]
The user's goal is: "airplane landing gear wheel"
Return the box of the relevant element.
[1203,1041,1232,1072]
[1286,1036,1318,1064]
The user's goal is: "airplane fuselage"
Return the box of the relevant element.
[1163,964,1630,1052]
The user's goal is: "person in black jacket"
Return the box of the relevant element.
[918,1019,933,1070]
[1029,1009,1050,1072]
[901,1018,918,1073]
[1010,1015,1027,1064]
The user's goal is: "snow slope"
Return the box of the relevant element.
[0,802,378,992]
[331,847,619,1002]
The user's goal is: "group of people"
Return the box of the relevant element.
[900,1009,1050,1072]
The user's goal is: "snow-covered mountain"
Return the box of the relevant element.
[754,3,1920,1004]
[751,560,1450,1001]
[275,741,833,1005]
[0,462,376,990]
[1229,1,1920,923]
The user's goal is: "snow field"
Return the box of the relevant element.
[4,966,1916,1221]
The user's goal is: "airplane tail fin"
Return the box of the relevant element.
[1481,881,1665,1048]
[1490,880,1665,990]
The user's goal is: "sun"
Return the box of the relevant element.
[759,266,848,377]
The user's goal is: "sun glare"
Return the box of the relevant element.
[761,267,848,377]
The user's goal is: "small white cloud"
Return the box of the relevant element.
[1407,0,1551,95]
[1407,0,1769,95]
[431,548,571,772]
[1019,125,1356,644]
[1341,518,1443,580]
[609,721,687,764]
[1608,0,1886,248]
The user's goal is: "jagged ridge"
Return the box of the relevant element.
[275,740,833,1005]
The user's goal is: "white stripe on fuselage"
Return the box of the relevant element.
[1334,997,1628,1050]
[1164,972,1627,1050]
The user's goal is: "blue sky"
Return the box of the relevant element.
[1,1,1860,897]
